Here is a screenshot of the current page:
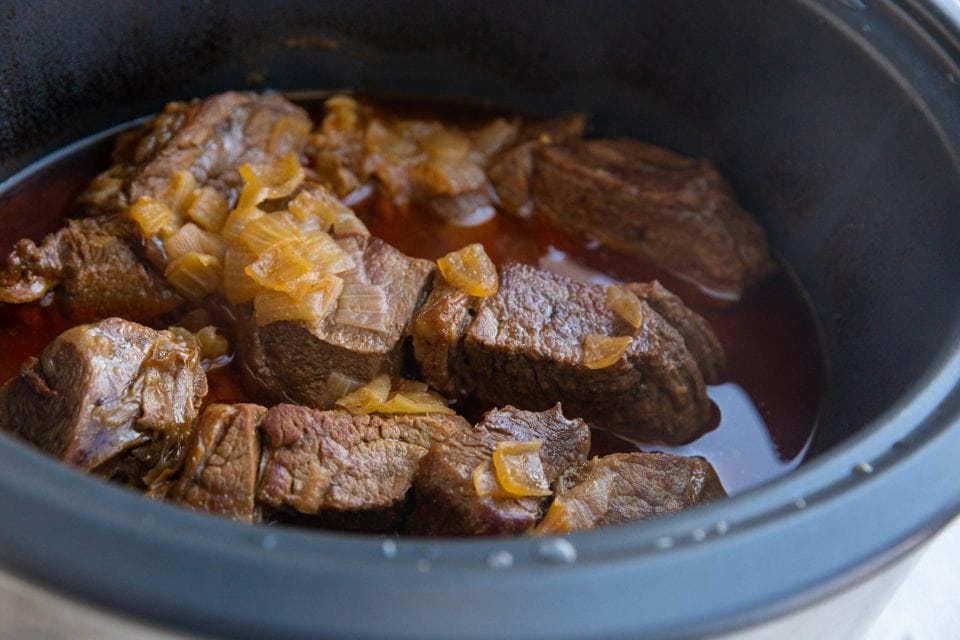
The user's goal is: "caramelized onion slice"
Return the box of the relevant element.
[194,325,230,366]
[582,334,633,370]
[534,498,572,535]
[335,374,454,415]
[223,245,260,305]
[377,389,455,415]
[162,170,197,214]
[237,153,306,210]
[335,373,392,415]
[299,231,355,274]
[164,222,226,263]
[221,206,265,245]
[126,196,173,238]
[253,275,343,326]
[605,284,644,328]
[473,461,514,498]
[245,241,318,298]
[437,243,498,297]
[164,252,223,300]
[187,187,229,232]
[420,129,471,162]
[492,440,552,498]
[269,115,312,155]
[239,212,301,255]
[334,283,388,333]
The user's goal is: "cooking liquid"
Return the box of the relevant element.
[0,97,824,494]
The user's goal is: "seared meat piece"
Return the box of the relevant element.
[408,404,590,536]
[410,279,474,396]
[257,404,468,529]
[168,403,266,523]
[0,92,312,321]
[80,91,312,214]
[257,236,435,408]
[626,281,725,383]
[0,216,182,322]
[535,452,726,534]
[413,263,719,444]
[529,139,777,299]
[488,115,586,216]
[0,318,207,482]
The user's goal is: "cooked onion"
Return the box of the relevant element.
[534,498,572,534]
[244,240,317,296]
[223,245,260,305]
[186,187,229,232]
[195,325,230,366]
[162,170,197,214]
[164,252,223,300]
[236,153,306,210]
[437,243,498,297]
[221,206,265,245]
[335,373,392,414]
[298,230,355,274]
[239,212,301,255]
[491,440,552,497]
[164,222,226,263]
[605,285,645,328]
[335,374,453,415]
[269,115,312,155]
[582,334,633,369]
[253,275,343,326]
[411,158,486,195]
[420,129,471,162]
[376,389,454,415]
[126,196,173,238]
[334,283,388,333]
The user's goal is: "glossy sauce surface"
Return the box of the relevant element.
[0,97,825,494]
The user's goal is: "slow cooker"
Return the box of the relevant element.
[1,1,959,637]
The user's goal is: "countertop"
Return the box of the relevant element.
[865,515,960,640]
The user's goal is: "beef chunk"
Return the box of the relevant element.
[626,280,725,383]
[257,236,435,408]
[407,405,590,536]
[167,403,266,522]
[535,452,726,533]
[0,92,311,321]
[0,216,182,322]
[529,139,777,299]
[413,263,718,444]
[80,91,312,214]
[257,404,468,529]
[410,279,474,396]
[0,318,207,481]
[488,115,586,216]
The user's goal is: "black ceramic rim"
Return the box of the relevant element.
[2,1,960,638]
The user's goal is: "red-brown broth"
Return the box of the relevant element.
[0,96,825,494]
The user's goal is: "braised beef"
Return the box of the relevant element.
[256,236,435,408]
[80,91,312,214]
[0,318,207,482]
[0,92,312,322]
[488,114,586,216]
[167,403,266,523]
[626,280,725,383]
[258,404,468,529]
[0,216,182,322]
[407,404,589,536]
[535,452,726,534]
[413,263,719,444]
[528,139,776,299]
